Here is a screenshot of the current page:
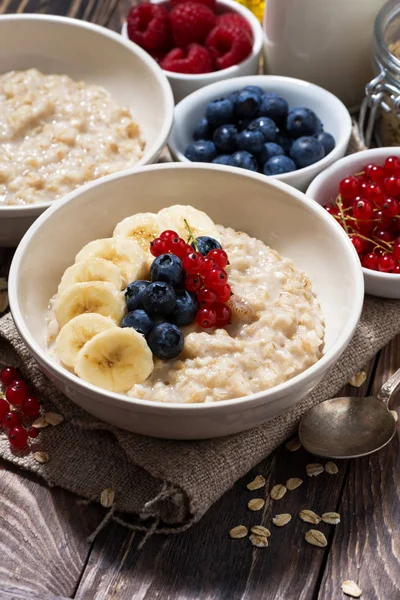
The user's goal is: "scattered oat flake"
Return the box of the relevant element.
[32,416,49,429]
[390,409,398,423]
[299,509,321,524]
[270,484,287,500]
[322,512,341,525]
[100,488,115,508]
[248,498,265,511]
[306,463,324,477]
[325,461,339,474]
[0,290,8,313]
[33,451,49,464]
[286,477,303,490]
[349,371,367,387]
[229,525,248,539]
[246,475,266,490]
[44,412,64,426]
[249,533,269,547]
[272,513,291,527]
[342,580,362,597]
[250,525,271,537]
[305,529,327,547]
[285,437,302,451]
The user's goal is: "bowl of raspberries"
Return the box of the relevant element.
[168,75,352,191]
[122,0,263,102]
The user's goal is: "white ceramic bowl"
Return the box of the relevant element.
[9,163,364,439]
[0,14,174,247]
[307,147,400,299]
[121,0,263,103]
[168,75,352,191]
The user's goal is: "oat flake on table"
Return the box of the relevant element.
[286,477,303,490]
[306,463,324,477]
[229,525,248,539]
[247,475,266,490]
[342,580,362,598]
[305,529,327,547]
[299,509,321,524]
[270,484,287,500]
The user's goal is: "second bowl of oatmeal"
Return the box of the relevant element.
[0,14,174,246]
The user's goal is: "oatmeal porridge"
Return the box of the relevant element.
[0,69,145,206]
[47,205,324,403]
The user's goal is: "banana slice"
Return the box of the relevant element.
[75,327,154,392]
[113,212,172,253]
[157,205,220,242]
[56,313,117,368]
[55,282,125,328]
[58,258,125,294]
[75,237,147,283]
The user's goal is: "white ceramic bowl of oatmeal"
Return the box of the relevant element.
[0,14,174,247]
[8,163,364,439]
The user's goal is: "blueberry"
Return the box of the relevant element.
[258,93,289,125]
[148,322,184,360]
[315,131,335,155]
[121,309,155,338]
[169,290,199,326]
[290,136,325,168]
[236,130,265,153]
[248,116,277,142]
[192,236,222,256]
[237,118,252,131]
[213,124,238,153]
[243,85,264,97]
[142,281,176,317]
[212,154,232,165]
[286,107,319,138]
[228,90,240,107]
[150,253,183,288]
[315,118,324,133]
[184,140,217,162]
[263,155,297,175]
[193,117,212,141]
[229,150,258,171]
[124,280,150,312]
[258,142,285,165]
[205,98,234,127]
[235,90,260,119]
[275,131,292,153]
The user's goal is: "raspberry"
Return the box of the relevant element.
[206,24,253,70]
[170,0,217,11]
[170,2,216,47]
[216,13,253,38]
[127,4,171,53]
[161,44,212,74]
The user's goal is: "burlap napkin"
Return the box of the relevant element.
[1,295,400,535]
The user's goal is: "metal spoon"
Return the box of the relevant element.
[298,368,400,459]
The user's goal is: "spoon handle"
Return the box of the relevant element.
[376,367,400,406]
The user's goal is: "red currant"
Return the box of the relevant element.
[394,265,400,273]
[325,205,340,218]
[197,288,217,307]
[28,426,39,439]
[185,273,204,293]
[354,219,374,235]
[183,252,205,274]
[207,249,228,269]
[362,253,379,270]
[196,307,217,329]
[204,268,228,289]
[365,164,385,183]
[3,411,20,429]
[215,303,231,327]
[364,184,385,207]
[0,397,9,421]
[216,284,232,303]
[5,380,28,406]
[393,244,400,261]
[159,230,179,242]
[8,425,28,449]
[22,396,40,417]
[150,237,168,257]
[170,238,191,259]
[349,234,364,255]
[339,176,360,201]
[352,199,374,221]
[375,210,397,231]
[383,176,400,197]
[374,230,395,243]
[378,254,396,272]
[382,197,400,217]
[384,156,400,175]
[202,257,217,271]
[0,366,19,386]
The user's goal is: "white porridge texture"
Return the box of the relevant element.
[0,69,145,206]
[48,206,324,404]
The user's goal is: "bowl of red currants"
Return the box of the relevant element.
[307,148,400,299]
[121,0,263,103]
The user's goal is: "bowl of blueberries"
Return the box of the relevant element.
[168,75,352,191]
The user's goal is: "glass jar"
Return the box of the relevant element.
[360,0,400,146]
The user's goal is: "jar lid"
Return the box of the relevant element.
[375,0,400,73]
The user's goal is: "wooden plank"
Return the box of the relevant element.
[318,335,400,600]
[75,360,377,600]
[0,0,120,26]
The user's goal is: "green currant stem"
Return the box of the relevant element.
[184,219,198,252]
[335,194,349,234]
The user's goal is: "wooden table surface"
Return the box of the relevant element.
[1,2,400,599]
